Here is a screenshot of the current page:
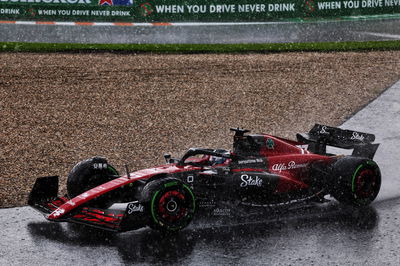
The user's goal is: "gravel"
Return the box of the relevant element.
[0,51,399,208]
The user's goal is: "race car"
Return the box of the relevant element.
[28,124,381,233]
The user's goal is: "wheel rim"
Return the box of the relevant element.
[150,183,195,230]
[352,163,380,203]
[355,169,377,198]
[158,190,187,223]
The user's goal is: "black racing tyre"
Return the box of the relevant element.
[67,156,119,208]
[330,157,381,207]
[141,177,196,232]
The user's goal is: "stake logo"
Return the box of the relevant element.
[240,174,263,187]
[351,132,365,141]
[319,126,329,134]
[127,203,144,214]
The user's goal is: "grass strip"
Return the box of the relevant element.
[1,41,400,53]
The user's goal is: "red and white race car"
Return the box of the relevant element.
[29,124,381,233]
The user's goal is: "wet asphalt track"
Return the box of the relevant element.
[1,18,400,44]
[1,80,400,265]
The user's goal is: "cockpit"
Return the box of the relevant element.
[175,148,232,167]
[209,149,230,166]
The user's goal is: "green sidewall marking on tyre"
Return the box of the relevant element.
[164,181,178,188]
[107,166,119,176]
[351,164,364,193]
[150,190,161,225]
[182,184,196,213]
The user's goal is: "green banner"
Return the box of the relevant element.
[0,0,399,22]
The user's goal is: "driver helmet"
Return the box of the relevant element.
[210,149,230,165]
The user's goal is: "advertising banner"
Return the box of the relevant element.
[0,0,399,22]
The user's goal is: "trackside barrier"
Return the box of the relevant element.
[0,0,399,22]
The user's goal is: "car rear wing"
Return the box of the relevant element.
[296,124,379,159]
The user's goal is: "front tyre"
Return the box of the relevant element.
[67,156,119,208]
[141,178,196,233]
[331,157,381,206]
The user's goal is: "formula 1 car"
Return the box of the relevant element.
[28,124,381,233]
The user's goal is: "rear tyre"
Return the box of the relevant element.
[67,156,119,208]
[141,177,196,233]
[331,157,381,207]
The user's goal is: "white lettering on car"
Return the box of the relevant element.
[78,192,90,199]
[213,208,231,216]
[93,163,107,170]
[237,158,264,165]
[272,161,308,172]
[319,126,329,134]
[351,132,365,141]
[127,203,144,214]
[240,174,263,187]
[52,208,65,217]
